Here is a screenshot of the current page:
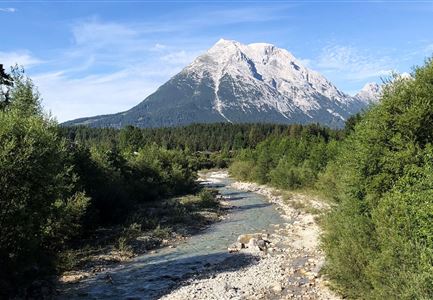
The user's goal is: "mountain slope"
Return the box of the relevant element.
[64,39,378,128]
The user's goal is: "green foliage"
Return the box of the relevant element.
[152,225,172,240]
[198,189,219,208]
[369,162,433,299]
[67,144,199,225]
[0,68,201,297]
[229,160,256,181]
[230,125,341,190]
[0,73,89,296]
[322,59,433,299]
[6,66,42,116]
[60,122,340,153]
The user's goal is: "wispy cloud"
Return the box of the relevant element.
[150,43,167,51]
[316,45,394,81]
[27,19,203,121]
[425,44,433,55]
[161,50,200,65]
[185,5,290,27]
[33,69,162,122]
[0,51,42,69]
[0,8,16,13]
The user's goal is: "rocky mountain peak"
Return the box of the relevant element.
[355,82,381,103]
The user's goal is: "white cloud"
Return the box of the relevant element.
[0,8,16,13]
[151,43,167,51]
[0,51,42,69]
[20,18,209,122]
[33,68,166,122]
[72,19,138,47]
[160,50,199,65]
[316,45,393,81]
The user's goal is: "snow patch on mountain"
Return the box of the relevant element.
[355,82,381,104]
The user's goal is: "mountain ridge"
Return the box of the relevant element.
[64,39,380,128]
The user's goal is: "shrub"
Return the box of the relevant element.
[198,189,218,208]
[322,59,433,299]
[229,160,255,181]
[0,111,89,296]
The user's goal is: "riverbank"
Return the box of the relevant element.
[56,187,226,287]
[162,171,340,299]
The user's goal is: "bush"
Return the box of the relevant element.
[269,160,316,189]
[0,111,89,296]
[368,161,433,299]
[322,59,433,299]
[198,189,219,208]
[230,134,339,190]
[229,160,255,181]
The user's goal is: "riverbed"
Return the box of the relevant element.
[59,171,285,299]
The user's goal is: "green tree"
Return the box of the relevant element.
[0,64,13,110]
[0,70,89,297]
[7,66,42,116]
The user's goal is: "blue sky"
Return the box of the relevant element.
[1,0,433,122]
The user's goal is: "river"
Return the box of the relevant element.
[59,171,285,299]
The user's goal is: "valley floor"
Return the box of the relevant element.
[162,172,340,300]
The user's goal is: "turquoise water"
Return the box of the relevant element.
[59,173,285,299]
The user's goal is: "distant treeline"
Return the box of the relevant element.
[59,122,344,152]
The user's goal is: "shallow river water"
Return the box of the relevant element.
[60,172,285,299]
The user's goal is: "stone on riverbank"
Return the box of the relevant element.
[227,242,243,253]
[229,233,270,253]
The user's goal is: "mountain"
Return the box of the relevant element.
[64,39,379,128]
[354,82,381,104]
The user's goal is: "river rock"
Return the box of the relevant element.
[59,272,89,283]
[228,242,243,253]
[256,239,267,251]
[246,238,258,249]
[237,234,254,244]
[272,282,283,292]
[237,233,263,245]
